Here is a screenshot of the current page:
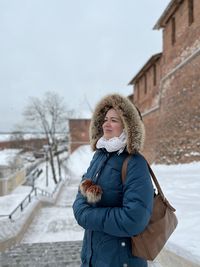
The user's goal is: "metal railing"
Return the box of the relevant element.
[0,179,63,221]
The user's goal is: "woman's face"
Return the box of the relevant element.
[102,108,123,139]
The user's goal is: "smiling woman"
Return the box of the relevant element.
[73,93,154,267]
[96,108,127,155]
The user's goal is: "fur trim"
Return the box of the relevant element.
[79,179,94,197]
[89,94,145,154]
[79,179,103,203]
[86,184,103,203]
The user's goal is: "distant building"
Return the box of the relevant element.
[0,137,47,151]
[68,119,91,153]
[129,0,200,164]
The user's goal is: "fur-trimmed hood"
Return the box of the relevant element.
[89,94,145,154]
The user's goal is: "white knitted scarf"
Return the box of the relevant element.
[96,130,127,154]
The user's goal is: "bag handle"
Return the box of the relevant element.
[121,155,176,211]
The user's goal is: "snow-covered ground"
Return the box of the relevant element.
[151,162,200,263]
[0,150,68,217]
[0,149,22,166]
[0,145,200,264]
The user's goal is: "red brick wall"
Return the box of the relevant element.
[69,119,90,153]
[142,110,160,164]
[134,57,162,113]
[156,55,200,163]
[131,0,200,164]
[155,0,200,163]
[132,57,162,164]
[162,0,200,75]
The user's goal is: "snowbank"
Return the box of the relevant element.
[66,145,94,179]
[0,149,22,166]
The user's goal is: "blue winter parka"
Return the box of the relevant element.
[73,149,154,267]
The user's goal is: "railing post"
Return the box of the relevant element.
[7,183,59,221]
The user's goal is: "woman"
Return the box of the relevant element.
[73,94,154,267]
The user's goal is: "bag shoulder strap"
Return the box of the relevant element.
[121,155,132,184]
[121,154,176,211]
[121,154,163,195]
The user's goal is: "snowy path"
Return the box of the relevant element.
[21,177,84,243]
[56,176,80,207]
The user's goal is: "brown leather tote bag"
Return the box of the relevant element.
[121,156,178,261]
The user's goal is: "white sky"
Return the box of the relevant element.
[0,0,170,131]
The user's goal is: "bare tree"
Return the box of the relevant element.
[23,91,70,184]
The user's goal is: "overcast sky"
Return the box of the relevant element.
[0,0,170,132]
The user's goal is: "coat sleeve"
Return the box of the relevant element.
[73,155,154,237]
